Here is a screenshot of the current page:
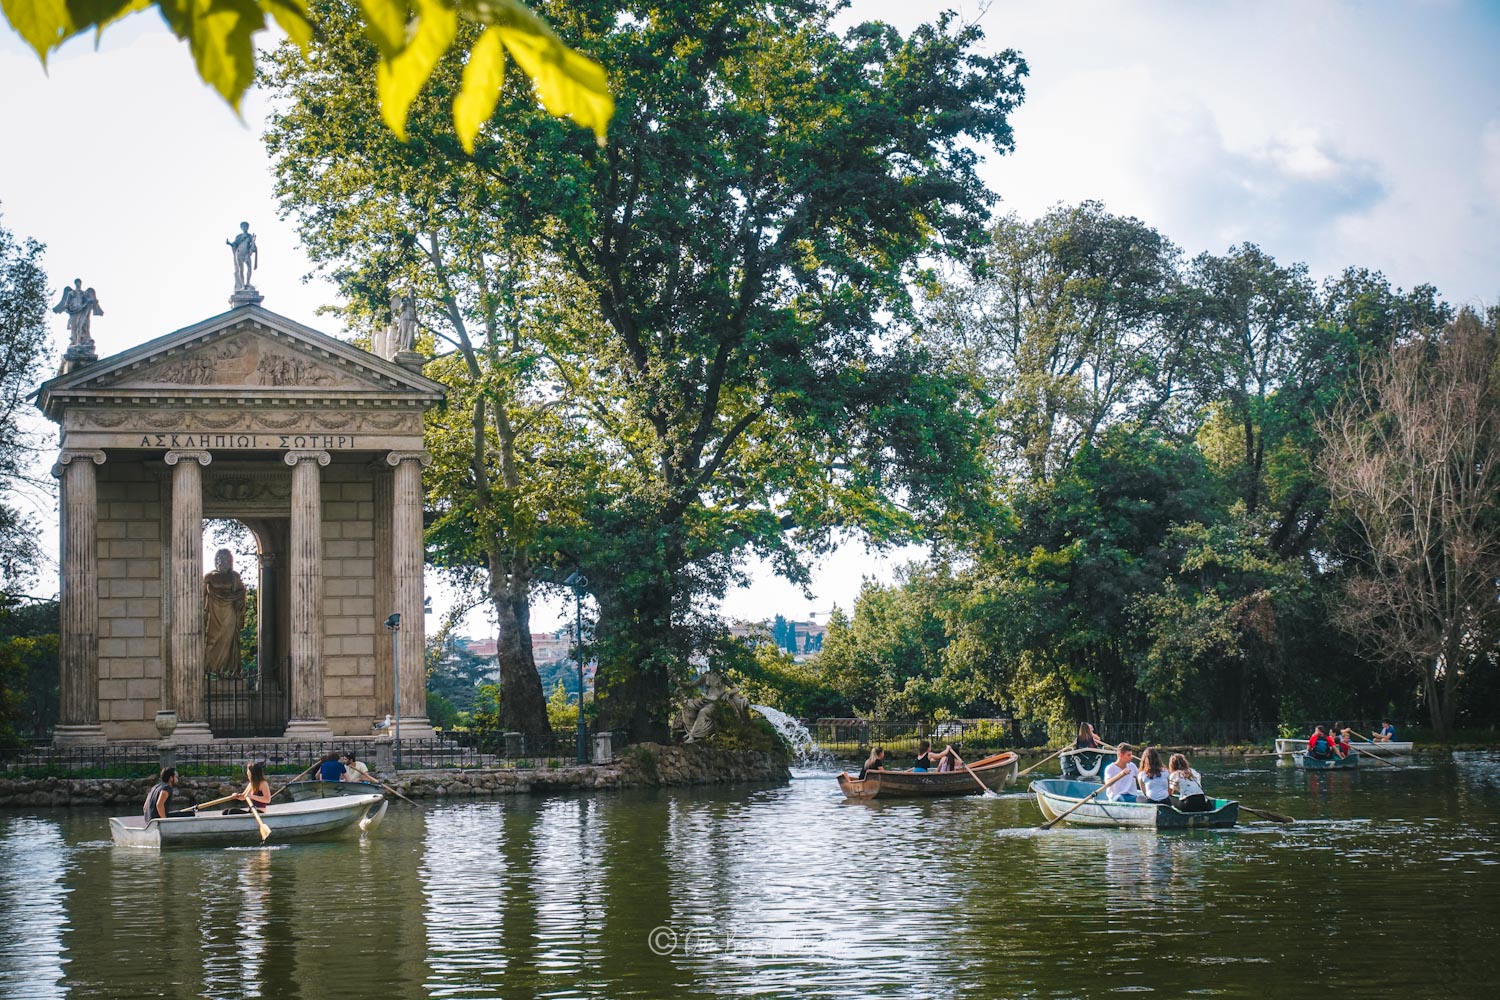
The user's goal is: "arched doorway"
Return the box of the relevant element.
[202,517,290,736]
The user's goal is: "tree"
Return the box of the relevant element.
[426,633,494,712]
[264,0,1025,741]
[1320,310,1500,738]
[1,0,610,150]
[0,209,50,596]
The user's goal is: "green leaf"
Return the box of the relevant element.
[463,0,612,144]
[375,0,456,140]
[2,0,72,61]
[260,0,313,51]
[358,0,408,57]
[155,0,264,111]
[453,25,504,153]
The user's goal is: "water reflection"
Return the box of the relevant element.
[2,753,1498,999]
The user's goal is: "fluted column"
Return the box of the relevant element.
[387,450,434,738]
[372,464,394,721]
[53,449,107,746]
[165,450,213,743]
[283,450,333,740]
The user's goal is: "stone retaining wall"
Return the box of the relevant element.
[0,744,789,808]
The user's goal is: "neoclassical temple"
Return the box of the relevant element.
[36,276,445,744]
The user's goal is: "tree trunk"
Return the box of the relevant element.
[591,585,673,744]
[491,551,550,735]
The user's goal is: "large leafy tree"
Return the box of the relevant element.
[0,210,50,595]
[265,0,1025,741]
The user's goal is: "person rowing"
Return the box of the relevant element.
[1073,723,1104,749]
[143,767,194,822]
[912,740,959,773]
[1306,725,1334,759]
[1101,744,1139,802]
[1373,719,1397,743]
[225,762,271,815]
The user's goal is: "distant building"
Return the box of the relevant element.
[731,614,827,660]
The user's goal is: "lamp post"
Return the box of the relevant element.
[564,572,588,764]
[385,613,401,768]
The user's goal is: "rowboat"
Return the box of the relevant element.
[109,793,388,848]
[1275,738,1411,756]
[285,779,384,801]
[1059,748,1110,781]
[1292,751,1359,770]
[837,751,1020,800]
[1031,779,1239,829]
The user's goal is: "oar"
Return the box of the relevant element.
[1239,804,1296,825]
[245,797,271,843]
[1242,752,1284,759]
[1348,732,1402,766]
[1017,747,1065,778]
[368,775,424,810]
[192,793,241,813]
[1039,768,1132,830]
[956,755,996,797]
[269,760,322,802]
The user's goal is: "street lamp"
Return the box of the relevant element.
[564,572,588,764]
[384,613,401,768]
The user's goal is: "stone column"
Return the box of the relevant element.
[53,449,107,746]
[372,464,394,723]
[387,450,434,738]
[256,551,278,689]
[165,450,213,743]
[283,450,333,740]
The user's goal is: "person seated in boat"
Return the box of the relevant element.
[225,762,272,815]
[1073,723,1104,750]
[1136,747,1171,805]
[143,767,194,822]
[1168,753,1209,812]
[1331,722,1351,758]
[858,747,885,780]
[1306,726,1334,759]
[1373,719,1397,743]
[340,751,372,783]
[318,750,347,783]
[1101,745,1139,802]
[912,741,959,773]
[937,743,965,773]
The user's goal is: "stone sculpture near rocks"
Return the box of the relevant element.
[676,670,750,743]
[203,549,247,677]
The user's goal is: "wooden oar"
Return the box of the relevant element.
[368,775,424,810]
[191,793,241,813]
[1239,804,1296,824]
[1348,732,1402,766]
[1039,768,1132,830]
[1017,747,1065,778]
[269,760,322,802]
[955,755,996,797]
[245,797,271,843]
[1242,752,1284,759]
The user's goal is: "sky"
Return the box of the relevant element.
[3,0,1498,634]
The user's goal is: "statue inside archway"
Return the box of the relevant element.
[204,548,247,677]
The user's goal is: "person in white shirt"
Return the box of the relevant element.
[1168,753,1208,812]
[1137,747,1171,804]
[340,751,373,784]
[1101,745,1139,802]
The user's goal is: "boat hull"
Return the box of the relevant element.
[1275,738,1410,756]
[1031,779,1239,829]
[1292,752,1359,770]
[1059,748,1109,781]
[285,779,384,801]
[110,793,387,848]
[837,752,1019,800]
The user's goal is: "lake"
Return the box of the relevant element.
[2,752,1497,998]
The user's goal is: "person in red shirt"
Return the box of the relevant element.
[1332,722,1351,758]
[1307,726,1333,758]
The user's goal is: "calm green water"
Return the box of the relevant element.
[2,753,1498,999]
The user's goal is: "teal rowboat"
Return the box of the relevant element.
[1031,779,1239,829]
[285,779,384,801]
[1293,751,1358,770]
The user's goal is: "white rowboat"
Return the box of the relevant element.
[1031,779,1239,829]
[110,793,388,848]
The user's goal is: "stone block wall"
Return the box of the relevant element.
[95,462,166,740]
[320,458,379,734]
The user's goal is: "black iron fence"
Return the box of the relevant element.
[205,665,291,738]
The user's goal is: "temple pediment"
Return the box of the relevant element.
[36,304,444,418]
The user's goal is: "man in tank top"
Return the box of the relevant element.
[143,767,189,822]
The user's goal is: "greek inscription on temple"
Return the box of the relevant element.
[135,433,359,450]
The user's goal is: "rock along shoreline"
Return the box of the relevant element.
[0,744,790,809]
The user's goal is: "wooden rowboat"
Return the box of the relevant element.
[837,751,1019,800]
[1292,751,1359,770]
[1059,748,1110,781]
[1031,779,1239,829]
[110,793,388,848]
[285,779,384,801]
[1275,738,1410,756]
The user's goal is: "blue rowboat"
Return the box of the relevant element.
[285,779,384,801]
[1031,779,1239,829]
[1292,751,1358,770]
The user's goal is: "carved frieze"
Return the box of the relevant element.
[73,408,423,435]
